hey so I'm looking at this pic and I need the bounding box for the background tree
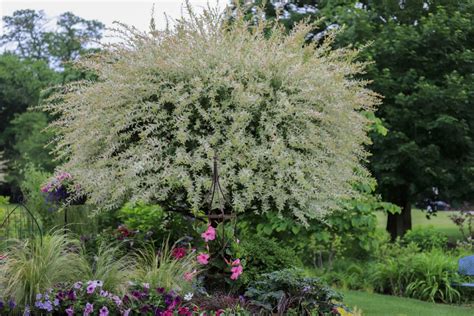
[0,9,49,60]
[241,0,474,238]
[43,7,378,222]
[0,10,104,197]
[45,12,104,66]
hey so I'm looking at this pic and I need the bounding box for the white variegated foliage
[43,7,379,223]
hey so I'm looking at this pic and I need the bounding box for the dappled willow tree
[43,5,379,223]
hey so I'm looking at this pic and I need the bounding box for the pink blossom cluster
[230,259,243,280]
[40,171,72,193]
[193,224,243,280]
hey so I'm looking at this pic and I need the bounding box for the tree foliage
[44,6,378,222]
[1,9,104,66]
[243,0,474,237]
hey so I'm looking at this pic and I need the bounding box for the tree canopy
[43,6,378,222]
[242,0,474,237]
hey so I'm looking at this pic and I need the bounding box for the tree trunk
[386,188,412,240]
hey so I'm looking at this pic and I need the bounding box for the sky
[0,0,224,42]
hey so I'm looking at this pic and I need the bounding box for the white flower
[184,293,194,301]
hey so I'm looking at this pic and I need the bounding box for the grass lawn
[376,208,463,241]
[341,290,474,316]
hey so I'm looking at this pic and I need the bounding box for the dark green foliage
[401,226,448,251]
[1,9,104,65]
[239,176,398,267]
[242,0,474,238]
[245,268,344,315]
[3,111,57,183]
[117,202,194,244]
[239,235,302,285]
[321,243,472,303]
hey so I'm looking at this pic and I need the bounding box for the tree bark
[386,188,412,240]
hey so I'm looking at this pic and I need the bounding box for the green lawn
[376,208,463,241]
[341,290,474,316]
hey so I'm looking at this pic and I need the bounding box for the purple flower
[131,290,142,300]
[9,299,16,309]
[84,302,93,315]
[140,305,151,313]
[40,300,53,312]
[156,287,165,294]
[0,300,4,309]
[56,291,65,300]
[100,290,109,297]
[73,282,83,289]
[65,306,74,316]
[36,294,42,300]
[24,305,30,316]
[67,290,77,301]
[65,307,74,316]
[99,306,109,316]
[123,309,131,316]
[164,294,173,306]
[112,295,122,307]
[86,284,96,294]
[53,298,59,306]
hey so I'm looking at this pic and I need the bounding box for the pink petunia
[231,259,241,266]
[201,225,216,242]
[197,253,210,265]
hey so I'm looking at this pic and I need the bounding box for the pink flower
[172,247,187,259]
[231,259,241,266]
[231,264,243,280]
[201,225,216,242]
[197,253,210,265]
[183,269,197,281]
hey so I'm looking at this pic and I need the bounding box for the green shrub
[20,164,52,227]
[117,202,192,243]
[239,235,302,285]
[401,226,448,251]
[245,268,346,315]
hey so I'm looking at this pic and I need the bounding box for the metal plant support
[205,154,236,247]
[0,202,43,245]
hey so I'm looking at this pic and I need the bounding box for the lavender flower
[99,306,109,316]
[86,284,96,294]
[83,302,93,316]
[65,307,74,316]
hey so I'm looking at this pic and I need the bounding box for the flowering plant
[192,222,245,285]
[40,171,83,206]
[32,280,122,315]
[28,281,233,315]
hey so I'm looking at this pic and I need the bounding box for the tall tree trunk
[386,188,412,240]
